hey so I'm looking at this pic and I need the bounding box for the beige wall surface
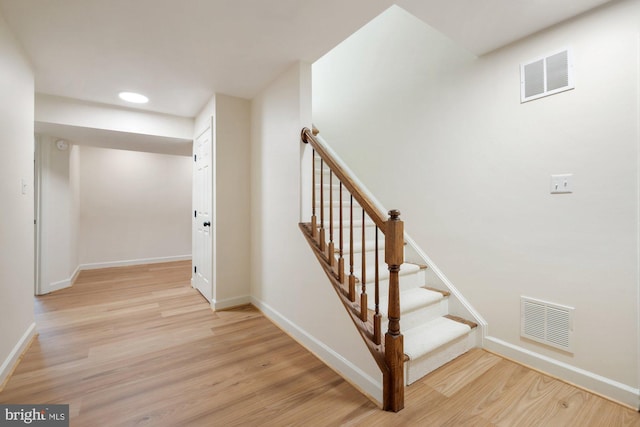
[37,136,80,293]
[250,62,384,402]
[215,94,251,304]
[78,146,192,266]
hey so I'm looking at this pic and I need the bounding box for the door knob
[203,221,211,227]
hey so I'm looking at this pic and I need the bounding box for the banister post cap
[388,210,401,219]
[300,128,310,144]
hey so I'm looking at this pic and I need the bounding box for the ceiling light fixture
[118,91,149,104]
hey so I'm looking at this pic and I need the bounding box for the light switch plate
[550,174,573,194]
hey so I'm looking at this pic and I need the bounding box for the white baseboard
[79,255,192,271]
[250,297,383,405]
[43,257,190,294]
[48,277,72,293]
[484,336,640,408]
[47,265,80,293]
[213,295,251,310]
[70,264,81,285]
[0,323,37,391]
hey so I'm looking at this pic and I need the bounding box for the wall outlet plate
[550,174,573,194]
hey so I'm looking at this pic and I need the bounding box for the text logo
[0,405,69,426]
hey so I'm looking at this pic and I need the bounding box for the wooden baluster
[383,209,404,412]
[318,159,326,251]
[348,195,356,302]
[327,170,335,267]
[360,209,367,322]
[373,227,381,345]
[338,182,345,284]
[311,149,318,240]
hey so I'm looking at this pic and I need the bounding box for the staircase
[299,127,478,412]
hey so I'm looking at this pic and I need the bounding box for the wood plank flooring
[1,261,638,426]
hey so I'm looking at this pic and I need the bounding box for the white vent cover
[521,48,574,102]
[521,296,574,352]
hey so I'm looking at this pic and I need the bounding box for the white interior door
[192,119,214,302]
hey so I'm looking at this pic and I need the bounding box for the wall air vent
[521,48,573,103]
[521,296,574,353]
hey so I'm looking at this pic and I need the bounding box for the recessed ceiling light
[118,91,149,104]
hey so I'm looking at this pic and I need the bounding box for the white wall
[313,2,640,405]
[70,142,80,272]
[78,146,192,267]
[36,94,193,140]
[194,96,215,139]
[35,94,193,156]
[36,135,80,293]
[215,94,251,306]
[0,11,35,387]
[250,62,383,402]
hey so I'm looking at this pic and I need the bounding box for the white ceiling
[0,0,612,119]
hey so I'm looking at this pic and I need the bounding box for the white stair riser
[314,218,381,242]
[334,244,407,259]
[326,219,375,228]
[316,206,364,217]
[315,197,360,206]
[404,330,476,385]
[381,299,448,332]
[316,228,377,244]
[316,212,364,223]
[315,191,353,202]
[318,224,376,238]
[337,242,386,254]
[355,269,426,296]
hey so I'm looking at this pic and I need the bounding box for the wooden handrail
[301,127,387,230]
[300,127,404,412]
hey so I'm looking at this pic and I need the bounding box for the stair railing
[299,127,404,412]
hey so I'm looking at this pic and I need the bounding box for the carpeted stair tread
[404,317,471,361]
[353,261,423,281]
[321,219,376,229]
[444,314,478,329]
[336,239,386,254]
[318,200,361,208]
[374,287,443,317]
[425,287,450,298]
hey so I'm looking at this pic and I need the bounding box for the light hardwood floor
[1,261,638,426]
